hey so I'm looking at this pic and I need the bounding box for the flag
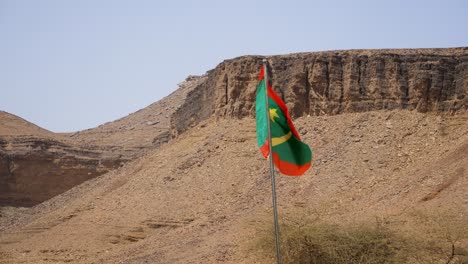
[255,65,312,176]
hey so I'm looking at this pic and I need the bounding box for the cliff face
[171,48,467,136]
[0,112,130,207]
[0,76,203,207]
[0,136,125,207]
[1,48,467,206]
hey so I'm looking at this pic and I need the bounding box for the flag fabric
[255,65,312,176]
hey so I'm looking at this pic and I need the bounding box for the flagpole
[263,58,282,264]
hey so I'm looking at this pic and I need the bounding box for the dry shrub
[253,207,468,264]
[257,220,405,264]
[405,207,468,264]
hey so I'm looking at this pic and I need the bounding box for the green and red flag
[255,65,312,176]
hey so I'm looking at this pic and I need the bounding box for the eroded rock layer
[171,48,467,136]
[0,136,126,206]
[1,48,467,206]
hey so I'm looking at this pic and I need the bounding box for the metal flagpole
[263,58,282,264]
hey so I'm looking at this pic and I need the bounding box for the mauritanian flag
[255,65,312,176]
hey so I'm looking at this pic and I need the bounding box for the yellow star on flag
[269,108,280,122]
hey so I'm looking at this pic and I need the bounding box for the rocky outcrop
[0,76,205,207]
[0,136,126,207]
[71,75,207,149]
[2,48,467,206]
[171,48,467,136]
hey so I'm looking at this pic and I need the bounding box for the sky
[0,0,467,132]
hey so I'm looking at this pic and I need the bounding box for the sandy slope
[0,110,467,263]
[62,75,206,150]
[0,111,54,138]
[0,77,208,207]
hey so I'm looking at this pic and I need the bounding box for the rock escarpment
[0,76,203,207]
[0,112,123,207]
[171,48,467,136]
[0,136,126,207]
[1,48,467,206]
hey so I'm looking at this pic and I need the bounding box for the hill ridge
[0,47,466,208]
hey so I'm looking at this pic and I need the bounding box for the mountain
[0,112,125,206]
[0,77,206,207]
[0,48,467,263]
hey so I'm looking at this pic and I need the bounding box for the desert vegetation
[254,207,468,264]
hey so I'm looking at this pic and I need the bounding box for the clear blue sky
[1,0,467,132]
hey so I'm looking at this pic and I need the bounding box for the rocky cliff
[0,112,128,206]
[171,48,467,136]
[0,75,203,207]
[1,48,467,206]
[0,136,126,207]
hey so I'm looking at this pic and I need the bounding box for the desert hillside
[0,110,467,263]
[0,77,205,206]
[63,75,207,150]
[1,48,466,207]
[0,111,54,137]
[0,113,126,207]
[0,48,467,263]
